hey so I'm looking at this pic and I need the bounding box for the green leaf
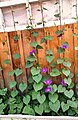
[58,47,65,54]
[31,32,38,37]
[9,81,17,89]
[30,41,38,47]
[46,49,53,55]
[49,100,60,113]
[28,76,33,83]
[34,104,43,115]
[3,59,10,64]
[58,85,66,93]
[0,88,7,95]
[43,7,48,10]
[75,46,78,50]
[57,58,64,64]
[37,22,42,25]
[54,13,60,18]
[50,62,57,67]
[32,91,38,100]
[63,61,71,68]
[15,68,23,77]
[50,68,61,77]
[69,72,74,78]
[62,68,70,76]
[13,36,19,41]
[51,84,57,94]
[55,30,63,35]
[23,105,35,115]
[13,54,20,59]
[31,67,40,76]
[8,70,15,76]
[40,38,46,44]
[37,93,46,104]
[19,83,27,92]
[23,95,30,105]
[32,74,42,83]
[72,33,78,38]
[61,102,69,112]
[67,100,77,108]
[36,45,43,49]
[33,82,43,92]
[11,90,18,97]
[0,99,2,104]
[49,93,58,103]
[64,78,72,86]
[27,55,37,62]
[46,55,54,63]
[0,67,2,72]
[44,35,52,40]
[25,61,33,68]
[64,90,74,98]
[67,82,74,89]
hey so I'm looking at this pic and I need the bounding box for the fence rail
[0,23,78,89]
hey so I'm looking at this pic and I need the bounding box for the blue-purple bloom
[61,44,68,49]
[45,86,52,93]
[41,68,48,73]
[61,80,67,86]
[45,79,52,85]
[29,50,36,55]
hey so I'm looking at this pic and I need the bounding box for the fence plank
[74,23,78,84]
[0,32,15,89]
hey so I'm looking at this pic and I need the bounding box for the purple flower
[41,68,48,73]
[61,80,67,86]
[45,86,52,93]
[61,44,68,49]
[29,50,36,55]
[45,79,52,85]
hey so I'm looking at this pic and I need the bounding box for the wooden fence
[0,23,78,89]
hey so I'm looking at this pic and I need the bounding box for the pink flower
[41,68,48,73]
[45,86,52,93]
[45,79,52,85]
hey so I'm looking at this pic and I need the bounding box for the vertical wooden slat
[0,32,15,89]
[74,23,78,84]
[17,31,28,84]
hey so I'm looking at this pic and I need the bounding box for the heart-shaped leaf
[15,68,23,77]
[49,100,60,113]
[49,93,58,103]
[62,68,70,76]
[44,35,52,40]
[30,41,38,47]
[33,82,43,92]
[64,78,72,86]
[37,93,46,104]
[3,59,10,64]
[64,90,74,98]
[51,84,57,94]
[23,95,30,105]
[32,91,39,100]
[27,55,37,62]
[11,90,18,97]
[13,36,19,41]
[0,88,7,95]
[13,53,20,59]
[46,50,53,55]
[8,70,15,76]
[31,67,40,76]
[63,61,71,68]
[31,32,38,37]
[50,68,61,77]
[58,47,65,54]
[58,85,66,93]
[19,83,27,92]
[22,105,35,115]
[34,104,43,115]
[57,58,64,64]
[61,102,69,112]
[32,74,42,83]
[9,81,17,89]
[36,45,43,49]
[46,55,54,63]
[67,100,77,108]
[25,61,33,68]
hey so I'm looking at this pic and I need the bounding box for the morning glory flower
[61,80,67,86]
[41,68,48,73]
[45,79,52,85]
[61,44,68,49]
[29,50,36,55]
[45,86,52,93]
